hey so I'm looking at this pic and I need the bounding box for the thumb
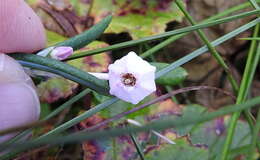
[0,0,46,53]
[0,54,40,143]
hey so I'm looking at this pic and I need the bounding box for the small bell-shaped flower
[108,52,156,104]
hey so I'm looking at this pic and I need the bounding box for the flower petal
[50,46,73,60]
[108,51,156,104]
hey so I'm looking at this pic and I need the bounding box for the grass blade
[56,15,112,50]
[66,9,260,60]
[2,96,260,153]
[10,54,109,95]
[221,31,260,160]
[156,18,260,78]
[175,0,239,92]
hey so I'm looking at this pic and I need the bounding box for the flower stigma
[121,73,136,87]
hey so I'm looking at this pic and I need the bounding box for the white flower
[108,52,156,104]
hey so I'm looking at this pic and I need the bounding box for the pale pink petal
[108,52,156,104]
[50,47,73,60]
[125,52,156,75]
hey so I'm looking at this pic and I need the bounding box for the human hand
[0,0,45,143]
[0,0,46,53]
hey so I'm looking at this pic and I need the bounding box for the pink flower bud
[50,46,73,60]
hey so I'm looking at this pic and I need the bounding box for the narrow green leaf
[240,37,260,40]
[155,18,260,78]
[3,96,260,152]
[56,15,112,50]
[152,62,188,86]
[130,134,145,160]
[10,53,109,95]
[221,23,260,160]
[66,9,260,60]
[175,0,239,92]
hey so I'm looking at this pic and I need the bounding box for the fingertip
[0,0,46,53]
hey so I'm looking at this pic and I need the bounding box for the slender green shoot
[220,24,260,160]
[2,96,260,152]
[66,9,260,60]
[130,134,145,160]
[247,108,260,159]
[175,0,239,92]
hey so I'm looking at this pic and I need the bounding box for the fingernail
[0,53,5,71]
[21,83,41,118]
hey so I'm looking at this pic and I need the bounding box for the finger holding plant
[0,0,156,146]
[0,0,45,143]
[1,0,259,159]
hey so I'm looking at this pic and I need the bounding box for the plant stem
[86,0,94,18]
[66,9,260,60]
[220,0,260,158]
[247,108,260,160]
[130,134,145,160]
[220,24,260,160]
[175,0,239,92]
[85,86,235,131]
[165,86,179,103]
[249,0,260,9]
[140,0,260,58]
[155,18,260,78]
[3,97,260,154]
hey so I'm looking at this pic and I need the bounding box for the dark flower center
[121,73,136,86]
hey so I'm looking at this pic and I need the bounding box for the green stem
[221,0,260,158]
[165,86,179,103]
[230,145,251,158]
[247,108,260,160]
[66,9,260,60]
[139,0,260,59]
[175,0,238,92]
[86,0,95,18]
[39,98,118,139]
[4,7,259,160]
[11,54,109,95]
[3,96,260,154]
[43,89,91,120]
[112,138,117,160]
[249,0,260,9]
[130,134,145,160]
[220,24,260,160]
[155,18,260,78]
[175,2,259,157]
[56,15,112,50]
